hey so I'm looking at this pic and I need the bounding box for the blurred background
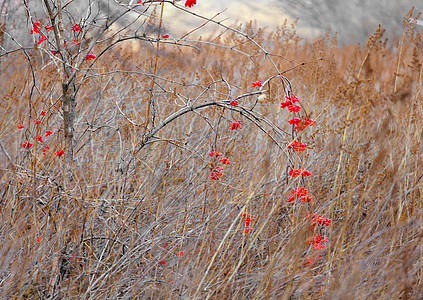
[165,0,423,44]
[1,0,422,46]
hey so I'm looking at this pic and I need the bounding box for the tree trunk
[62,80,76,159]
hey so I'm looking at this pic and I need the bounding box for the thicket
[0,1,422,299]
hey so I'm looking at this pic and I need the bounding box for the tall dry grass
[0,10,422,299]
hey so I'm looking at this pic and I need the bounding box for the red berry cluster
[287,140,307,151]
[209,151,231,180]
[85,54,96,61]
[42,146,50,155]
[30,22,48,44]
[22,142,33,149]
[303,235,328,265]
[185,0,196,8]
[56,149,65,157]
[288,117,315,131]
[240,212,255,234]
[18,111,62,157]
[281,95,301,112]
[70,24,81,31]
[307,235,328,251]
[251,80,262,87]
[286,187,312,203]
[282,94,330,267]
[30,20,97,63]
[159,243,198,284]
[229,120,241,130]
[308,213,331,228]
[289,168,311,177]
[303,253,322,266]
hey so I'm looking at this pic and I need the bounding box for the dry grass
[0,11,422,300]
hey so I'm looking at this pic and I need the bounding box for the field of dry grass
[0,4,422,299]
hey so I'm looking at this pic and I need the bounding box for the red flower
[220,158,230,165]
[37,35,47,44]
[34,119,41,124]
[185,0,196,8]
[230,100,238,106]
[22,142,33,149]
[230,120,241,130]
[56,149,65,157]
[36,135,44,143]
[46,130,53,136]
[161,34,169,39]
[45,24,53,31]
[51,50,59,55]
[41,111,46,116]
[137,0,142,3]
[158,260,166,265]
[252,80,262,87]
[36,236,42,242]
[71,24,81,31]
[17,124,24,129]
[85,54,96,61]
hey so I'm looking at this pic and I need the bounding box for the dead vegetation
[0,6,422,299]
